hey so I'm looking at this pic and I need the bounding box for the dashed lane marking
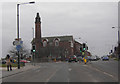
[45,68,59,83]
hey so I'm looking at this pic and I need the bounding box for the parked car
[95,56,99,60]
[20,60,28,63]
[69,55,78,62]
[87,56,92,61]
[102,56,109,61]
[91,56,97,61]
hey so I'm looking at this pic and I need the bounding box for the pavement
[0,63,39,79]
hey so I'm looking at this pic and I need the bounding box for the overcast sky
[0,0,119,58]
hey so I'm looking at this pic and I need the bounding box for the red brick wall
[59,41,74,58]
[35,22,42,58]
[74,42,81,56]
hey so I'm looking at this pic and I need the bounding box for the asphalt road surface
[2,59,118,82]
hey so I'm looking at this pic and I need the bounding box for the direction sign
[13,40,23,46]
[20,41,23,45]
[16,45,22,51]
[13,41,15,46]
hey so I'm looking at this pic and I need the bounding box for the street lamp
[17,1,35,69]
[112,26,120,59]
[112,26,120,45]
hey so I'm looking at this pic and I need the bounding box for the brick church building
[31,13,89,62]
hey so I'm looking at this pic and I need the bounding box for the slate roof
[42,35,73,42]
[31,35,73,44]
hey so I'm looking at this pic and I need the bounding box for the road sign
[13,40,23,46]
[16,45,22,51]
[20,41,23,45]
[13,41,15,46]
[13,40,18,46]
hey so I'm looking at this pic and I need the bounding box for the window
[55,40,59,46]
[54,38,60,46]
[71,41,73,47]
[43,39,47,47]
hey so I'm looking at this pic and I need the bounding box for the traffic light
[111,50,113,53]
[31,49,33,54]
[83,43,86,51]
[32,45,35,53]
[87,46,88,50]
[114,47,117,51]
[80,47,82,52]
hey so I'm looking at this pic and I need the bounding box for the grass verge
[0,63,24,67]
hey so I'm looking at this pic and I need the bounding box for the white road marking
[88,65,115,79]
[94,68,114,78]
[36,69,41,72]
[103,72,114,77]
[95,68,101,72]
[68,68,72,71]
[45,68,59,83]
[67,77,70,83]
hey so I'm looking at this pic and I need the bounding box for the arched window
[42,39,48,47]
[54,38,60,46]
[55,40,59,46]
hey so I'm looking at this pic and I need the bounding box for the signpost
[16,45,22,51]
[13,38,23,69]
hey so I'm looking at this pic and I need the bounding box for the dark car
[2,60,6,64]
[69,55,78,62]
[102,56,109,61]
[87,56,92,61]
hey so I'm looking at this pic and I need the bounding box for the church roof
[31,35,73,44]
[42,35,73,42]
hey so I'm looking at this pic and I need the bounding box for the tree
[8,44,30,60]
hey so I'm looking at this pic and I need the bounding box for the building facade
[32,13,89,62]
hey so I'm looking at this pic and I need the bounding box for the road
[2,59,118,83]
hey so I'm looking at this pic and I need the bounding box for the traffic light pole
[33,52,35,66]
[32,45,36,65]
[17,4,20,69]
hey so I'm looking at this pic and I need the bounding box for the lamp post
[17,1,35,69]
[112,26,120,59]
[112,27,120,45]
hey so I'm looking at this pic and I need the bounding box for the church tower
[35,13,41,59]
[35,13,41,41]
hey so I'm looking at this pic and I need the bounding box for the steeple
[35,12,41,40]
[35,13,41,23]
[35,12,42,59]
